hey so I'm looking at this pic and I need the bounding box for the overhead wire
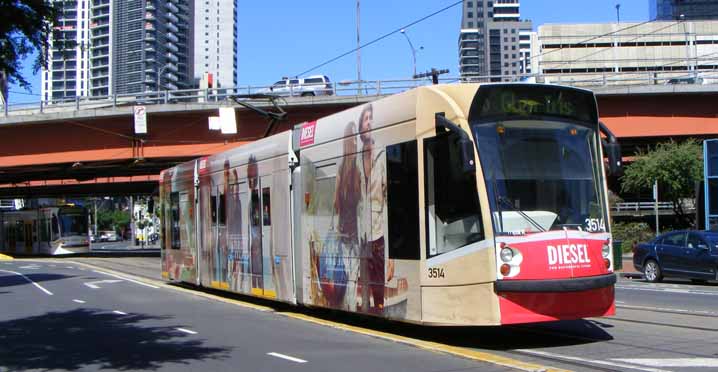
[294,0,463,77]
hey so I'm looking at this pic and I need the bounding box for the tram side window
[218,192,226,226]
[262,188,271,226]
[16,221,24,242]
[51,215,59,239]
[387,140,420,260]
[210,193,218,226]
[424,133,483,257]
[170,192,180,249]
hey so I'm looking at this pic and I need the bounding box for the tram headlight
[500,247,514,262]
[602,243,611,258]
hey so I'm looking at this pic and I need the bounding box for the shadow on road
[0,309,230,371]
[0,273,75,289]
[179,283,613,352]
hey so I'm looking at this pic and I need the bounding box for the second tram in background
[0,205,90,255]
[160,83,621,325]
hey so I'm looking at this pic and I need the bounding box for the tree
[621,139,703,227]
[0,0,57,90]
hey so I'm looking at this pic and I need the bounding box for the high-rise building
[459,0,532,80]
[651,0,718,21]
[193,0,238,89]
[42,0,194,102]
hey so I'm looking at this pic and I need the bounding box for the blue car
[633,230,718,283]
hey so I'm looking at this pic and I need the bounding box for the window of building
[504,37,508,42]
[467,1,472,7]
[387,140,420,260]
[504,54,508,59]
[468,21,473,28]
[512,45,516,50]
[503,29,507,34]
[503,45,508,50]
[511,37,516,42]
[468,12,473,18]
[511,29,516,34]
[512,54,516,58]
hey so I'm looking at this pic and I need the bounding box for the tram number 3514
[428,267,445,278]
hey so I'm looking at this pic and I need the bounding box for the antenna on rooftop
[615,3,621,23]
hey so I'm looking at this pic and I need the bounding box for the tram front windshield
[470,85,608,235]
[59,213,88,237]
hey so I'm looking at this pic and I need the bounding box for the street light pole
[356,0,362,95]
[156,63,171,101]
[400,29,418,79]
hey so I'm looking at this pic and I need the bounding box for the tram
[160,83,620,325]
[0,206,90,255]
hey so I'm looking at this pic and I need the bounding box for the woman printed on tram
[333,121,361,310]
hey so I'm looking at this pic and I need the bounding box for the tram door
[260,175,275,298]
[24,221,33,254]
[198,182,212,286]
[249,176,263,295]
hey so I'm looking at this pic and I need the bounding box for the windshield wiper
[497,196,547,232]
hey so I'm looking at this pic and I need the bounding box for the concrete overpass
[1,83,717,198]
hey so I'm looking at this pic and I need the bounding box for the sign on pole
[208,116,220,130]
[134,106,147,134]
[219,107,237,134]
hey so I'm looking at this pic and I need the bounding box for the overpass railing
[3,69,718,117]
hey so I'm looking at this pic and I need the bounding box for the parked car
[633,230,718,283]
[259,75,333,97]
[99,230,120,242]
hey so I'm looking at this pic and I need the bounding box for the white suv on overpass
[261,75,334,97]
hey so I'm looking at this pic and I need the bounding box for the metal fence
[3,69,718,117]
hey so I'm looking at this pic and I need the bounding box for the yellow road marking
[0,253,13,260]
[280,313,570,372]
[59,259,566,372]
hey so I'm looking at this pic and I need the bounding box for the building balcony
[166,22,179,33]
[165,12,179,23]
[165,43,178,52]
[165,32,178,43]
[165,52,178,62]
[165,2,179,13]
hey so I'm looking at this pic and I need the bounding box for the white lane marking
[18,265,41,269]
[73,299,86,304]
[616,300,625,304]
[113,310,128,315]
[614,358,718,368]
[83,279,123,289]
[267,352,307,363]
[517,350,673,372]
[617,303,718,316]
[92,270,159,289]
[176,328,198,335]
[616,285,718,297]
[0,269,53,295]
[65,266,74,269]
[49,264,57,267]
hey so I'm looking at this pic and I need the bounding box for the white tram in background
[0,206,90,255]
[161,83,620,325]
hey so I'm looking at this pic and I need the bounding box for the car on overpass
[260,75,334,97]
[633,230,718,283]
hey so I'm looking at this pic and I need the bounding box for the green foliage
[612,222,655,253]
[96,209,130,231]
[0,0,59,90]
[620,139,702,225]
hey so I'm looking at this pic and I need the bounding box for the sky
[7,0,650,104]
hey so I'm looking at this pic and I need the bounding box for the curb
[61,259,568,372]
